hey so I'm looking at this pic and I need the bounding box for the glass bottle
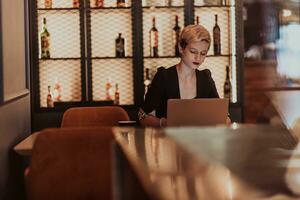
[115,33,125,58]
[73,0,80,8]
[105,78,112,100]
[47,85,54,108]
[223,66,231,100]
[172,15,181,57]
[195,16,200,24]
[40,18,50,59]
[144,68,151,94]
[95,0,104,7]
[221,0,227,6]
[213,14,221,55]
[149,17,159,57]
[165,0,171,6]
[114,83,120,105]
[44,0,52,8]
[53,80,62,102]
[117,0,125,7]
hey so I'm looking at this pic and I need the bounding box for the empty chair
[26,127,114,200]
[61,106,129,127]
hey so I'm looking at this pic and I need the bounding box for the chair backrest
[26,127,114,200]
[61,106,129,127]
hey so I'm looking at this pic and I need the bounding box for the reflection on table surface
[266,91,300,133]
[114,124,300,200]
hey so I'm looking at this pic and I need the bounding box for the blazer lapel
[196,70,204,98]
[168,66,180,99]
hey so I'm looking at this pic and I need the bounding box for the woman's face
[179,40,209,69]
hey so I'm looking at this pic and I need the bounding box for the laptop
[167,98,229,127]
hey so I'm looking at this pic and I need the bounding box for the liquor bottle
[45,0,52,8]
[115,33,125,58]
[95,0,104,7]
[105,78,112,100]
[53,80,62,102]
[73,0,80,8]
[164,0,171,6]
[144,68,151,94]
[149,17,159,57]
[221,0,227,6]
[172,15,181,57]
[213,14,221,55]
[114,83,120,105]
[117,0,125,7]
[223,66,231,100]
[40,18,51,59]
[46,85,54,108]
[195,16,200,24]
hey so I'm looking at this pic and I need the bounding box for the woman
[139,24,222,127]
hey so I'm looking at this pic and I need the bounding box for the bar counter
[113,125,300,200]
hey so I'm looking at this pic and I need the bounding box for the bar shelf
[39,100,114,111]
[142,6,184,9]
[31,0,242,115]
[92,56,133,59]
[194,5,232,8]
[89,6,131,10]
[39,57,81,61]
[38,8,80,11]
[143,54,232,59]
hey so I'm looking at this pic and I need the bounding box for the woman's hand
[226,117,231,125]
[160,117,167,127]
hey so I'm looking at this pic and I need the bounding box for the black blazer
[141,65,219,118]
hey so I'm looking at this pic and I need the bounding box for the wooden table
[14,132,40,156]
[113,125,300,200]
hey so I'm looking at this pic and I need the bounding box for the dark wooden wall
[244,1,280,51]
[244,60,281,123]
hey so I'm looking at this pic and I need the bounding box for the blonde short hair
[179,24,211,50]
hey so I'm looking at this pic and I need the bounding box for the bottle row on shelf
[46,78,121,108]
[197,0,229,6]
[145,0,232,7]
[45,63,231,108]
[41,0,230,9]
[149,14,221,57]
[43,0,127,9]
[105,79,120,105]
[46,81,62,107]
[142,0,182,7]
[40,17,126,59]
[40,14,223,59]
[143,0,230,7]
[44,0,80,8]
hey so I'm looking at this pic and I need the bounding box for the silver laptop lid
[167,98,229,127]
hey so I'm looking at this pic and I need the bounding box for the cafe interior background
[1,0,300,199]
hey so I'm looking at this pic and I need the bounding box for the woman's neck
[177,62,195,79]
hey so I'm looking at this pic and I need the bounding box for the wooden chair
[61,106,129,127]
[25,127,114,200]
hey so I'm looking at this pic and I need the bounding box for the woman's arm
[140,115,167,127]
[139,67,167,127]
[139,109,167,127]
